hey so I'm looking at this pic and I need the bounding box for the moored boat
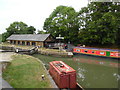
[49,61,83,90]
[73,47,120,58]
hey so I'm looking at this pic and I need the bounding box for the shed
[7,34,55,47]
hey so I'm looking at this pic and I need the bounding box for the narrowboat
[49,61,83,90]
[73,47,120,58]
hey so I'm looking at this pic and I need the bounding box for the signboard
[100,52,104,55]
[56,34,64,39]
[56,37,64,39]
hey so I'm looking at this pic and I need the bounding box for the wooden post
[30,41,32,46]
[16,41,18,45]
[41,42,44,47]
[25,41,27,45]
[20,41,22,45]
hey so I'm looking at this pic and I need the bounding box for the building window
[76,49,80,52]
[32,42,36,46]
[18,41,20,45]
[14,41,16,44]
[27,41,30,45]
[10,40,12,44]
[22,41,25,45]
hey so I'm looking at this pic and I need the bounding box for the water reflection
[73,57,119,68]
[78,68,86,81]
[113,73,120,81]
[73,55,119,88]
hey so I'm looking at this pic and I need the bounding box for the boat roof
[50,61,76,74]
[74,47,120,52]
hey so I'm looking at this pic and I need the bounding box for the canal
[32,54,119,88]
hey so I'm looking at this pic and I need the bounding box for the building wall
[45,35,55,42]
[9,40,44,47]
[36,41,44,47]
[8,35,55,47]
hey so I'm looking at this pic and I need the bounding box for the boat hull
[73,47,120,59]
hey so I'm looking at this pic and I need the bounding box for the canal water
[32,54,119,88]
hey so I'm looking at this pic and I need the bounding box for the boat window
[100,52,104,55]
[84,50,87,52]
[77,49,80,51]
[92,51,94,53]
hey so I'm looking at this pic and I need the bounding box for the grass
[3,54,52,88]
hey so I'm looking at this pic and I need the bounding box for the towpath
[0,52,15,89]
[0,51,58,89]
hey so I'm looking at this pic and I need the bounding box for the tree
[26,26,36,34]
[2,32,11,42]
[2,21,36,42]
[38,30,46,34]
[43,5,79,44]
[78,2,120,47]
[6,21,36,34]
[6,21,28,34]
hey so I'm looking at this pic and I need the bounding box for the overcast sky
[0,0,89,34]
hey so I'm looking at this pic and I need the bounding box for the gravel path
[0,52,15,89]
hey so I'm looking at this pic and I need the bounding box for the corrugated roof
[7,34,50,41]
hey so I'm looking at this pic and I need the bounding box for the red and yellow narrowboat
[73,47,120,58]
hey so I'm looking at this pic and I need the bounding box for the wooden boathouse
[7,34,55,47]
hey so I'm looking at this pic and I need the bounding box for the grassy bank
[3,54,52,88]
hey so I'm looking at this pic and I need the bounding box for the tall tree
[43,5,79,44]
[2,21,36,42]
[2,32,10,42]
[38,30,46,34]
[6,21,28,34]
[78,2,120,47]
[26,26,36,34]
[6,21,36,34]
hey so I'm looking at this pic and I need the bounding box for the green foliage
[6,21,28,34]
[43,3,119,47]
[43,5,79,44]
[38,30,46,34]
[2,32,11,42]
[2,21,36,42]
[6,21,36,34]
[78,2,120,47]
[26,26,36,34]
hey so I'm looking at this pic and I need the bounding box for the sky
[0,0,89,34]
